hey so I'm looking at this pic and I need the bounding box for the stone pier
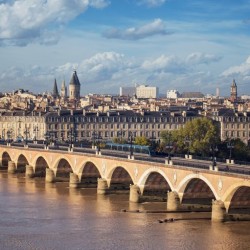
[129,185,141,203]
[69,173,79,188]
[211,200,226,222]
[45,168,55,183]
[8,161,16,174]
[167,191,181,211]
[25,165,34,178]
[97,178,108,195]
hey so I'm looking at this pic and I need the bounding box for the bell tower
[69,70,81,101]
[230,79,237,102]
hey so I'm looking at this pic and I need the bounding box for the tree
[229,139,250,161]
[134,136,150,146]
[161,118,220,156]
[113,137,127,144]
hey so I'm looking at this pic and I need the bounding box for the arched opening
[110,167,133,191]
[56,159,73,182]
[35,157,49,177]
[17,154,29,173]
[2,152,11,169]
[182,178,215,209]
[142,172,171,201]
[228,186,250,214]
[80,162,101,187]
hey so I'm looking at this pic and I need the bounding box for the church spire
[52,78,59,99]
[61,79,67,99]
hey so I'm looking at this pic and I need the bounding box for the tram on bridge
[105,142,155,156]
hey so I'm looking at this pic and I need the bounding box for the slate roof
[69,71,81,86]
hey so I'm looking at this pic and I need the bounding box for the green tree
[113,137,127,144]
[160,130,175,154]
[161,118,220,156]
[229,139,250,161]
[134,136,150,146]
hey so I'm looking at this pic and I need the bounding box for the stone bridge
[0,145,250,222]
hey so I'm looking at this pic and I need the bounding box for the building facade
[44,110,198,142]
[119,87,136,96]
[136,85,159,99]
[167,90,180,99]
[211,109,250,144]
[0,111,45,141]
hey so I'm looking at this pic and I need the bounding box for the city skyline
[1,0,250,96]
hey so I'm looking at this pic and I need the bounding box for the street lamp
[49,131,56,145]
[6,129,12,143]
[96,134,102,154]
[60,132,65,143]
[128,131,134,158]
[92,131,97,149]
[92,131,102,153]
[184,136,191,158]
[165,131,172,163]
[44,132,50,147]
[227,140,234,163]
[2,128,5,141]
[23,125,30,145]
[68,126,75,150]
[33,125,39,143]
[117,129,125,143]
[210,144,218,170]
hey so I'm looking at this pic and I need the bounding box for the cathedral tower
[69,70,81,101]
[230,79,237,102]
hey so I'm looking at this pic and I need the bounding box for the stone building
[0,111,45,141]
[211,109,250,145]
[44,109,199,143]
[136,85,159,99]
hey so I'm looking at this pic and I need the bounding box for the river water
[0,172,249,250]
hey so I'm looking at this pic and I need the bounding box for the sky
[0,0,250,97]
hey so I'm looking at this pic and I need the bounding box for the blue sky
[0,0,250,96]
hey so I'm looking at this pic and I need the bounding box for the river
[0,172,249,250]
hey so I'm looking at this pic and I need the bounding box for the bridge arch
[1,151,12,168]
[222,182,250,213]
[142,171,172,200]
[108,166,134,190]
[177,174,219,201]
[34,156,49,177]
[54,158,73,181]
[137,168,174,191]
[78,161,101,187]
[16,154,29,173]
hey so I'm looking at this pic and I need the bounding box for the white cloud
[221,56,250,77]
[186,52,222,65]
[103,19,173,40]
[0,51,232,95]
[141,52,221,73]
[90,0,110,8]
[0,0,109,46]
[139,0,167,7]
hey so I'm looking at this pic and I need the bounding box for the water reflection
[0,173,249,250]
